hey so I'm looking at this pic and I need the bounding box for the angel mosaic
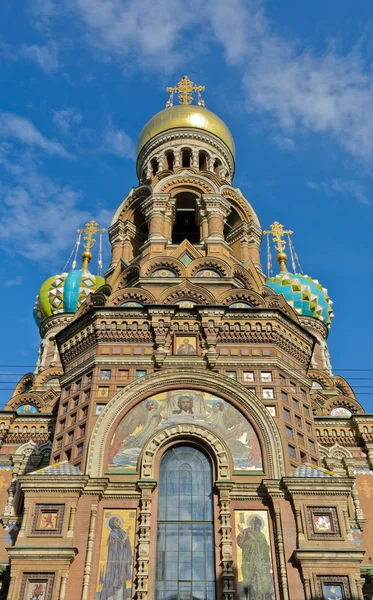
[108,390,263,472]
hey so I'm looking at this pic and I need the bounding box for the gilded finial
[263,221,293,272]
[166,75,205,108]
[77,220,106,271]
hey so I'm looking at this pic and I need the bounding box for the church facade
[0,76,373,600]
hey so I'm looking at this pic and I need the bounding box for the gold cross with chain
[77,220,106,270]
[166,75,205,107]
[263,221,293,253]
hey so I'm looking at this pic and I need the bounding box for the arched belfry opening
[181,148,192,168]
[172,192,200,244]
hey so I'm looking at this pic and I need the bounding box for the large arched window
[156,446,215,600]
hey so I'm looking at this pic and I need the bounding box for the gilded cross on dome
[263,221,293,253]
[166,75,205,108]
[77,220,106,271]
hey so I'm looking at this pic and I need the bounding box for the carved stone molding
[140,424,232,481]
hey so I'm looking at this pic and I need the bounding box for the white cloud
[28,0,373,167]
[21,41,60,74]
[53,108,82,135]
[4,276,23,287]
[0,147,111,263]
[271,135,295,151]
[0,113,73,159]
[102,125,135,159]
[306,178,370,206]
[0,40,60,74]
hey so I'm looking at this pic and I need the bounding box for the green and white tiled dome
[266,271,334,327]
[33,269,105,327]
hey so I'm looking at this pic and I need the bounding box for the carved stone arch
[264,290,300,324]
[141,256,186,278]
[111,186,152,225]
[218,289,265,308]
[5,393,45,413]
[311,394,327,415]
[334,376,356,399]
[221,185,260,227]
[86,369,286,479]
[325,395,364,415]
[140,424,232,481]
[34,367,63,387]
[158,281,216,305]
[187,257,232,278]
[110,265,141,294]
[155,173,218,196]
[38,440,53,456]
[326,442,352,460]
[11,373,34,398]
[108,288,156,307]
[15,440,39,457]
[308,369,334,389]
[232,265,256,290]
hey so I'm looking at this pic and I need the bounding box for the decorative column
[294,503,305,541]
[59,573,69,600]
[67,502,77,538]
[17,500,29,539]
[81,503,98,600]
[215,481,234,600]
[136,481,156,600]
[273,505,290,600]
[108,220,139,266]
[141,194,172,243]
[199,207,209,243]
[202,195,231,241]
[7,573,15,600]
[303,575,312,600]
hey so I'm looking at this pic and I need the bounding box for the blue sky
[1,0,373,409]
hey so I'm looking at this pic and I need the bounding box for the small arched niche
[172,192,200,244]
[199,151,209,171]
[181,148,192,168]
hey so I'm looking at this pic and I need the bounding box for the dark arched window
[156,446,215,600]
[172,193,200,244]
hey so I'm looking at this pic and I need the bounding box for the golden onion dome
[136,105,235,158]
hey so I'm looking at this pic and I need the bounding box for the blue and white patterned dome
[266,271,334,327]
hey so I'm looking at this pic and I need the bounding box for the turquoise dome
[33,269,105,327]
[266,271,334,327]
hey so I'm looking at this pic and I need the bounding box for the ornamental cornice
[19,474,89,493]
[293,549,365,564]
[7,546,78,562]
[283,476,354,496]
[40,314,73,339]
[298,316,329,340]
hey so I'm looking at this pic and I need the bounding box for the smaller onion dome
[33,220,106,327]
[266,271,334,326]
[264,222,334,327]
[33,269,105,327]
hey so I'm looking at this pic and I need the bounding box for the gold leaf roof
[136,105,235,158]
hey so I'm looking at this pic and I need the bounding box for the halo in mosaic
[266,271,334,326]
[33,270,105,327]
